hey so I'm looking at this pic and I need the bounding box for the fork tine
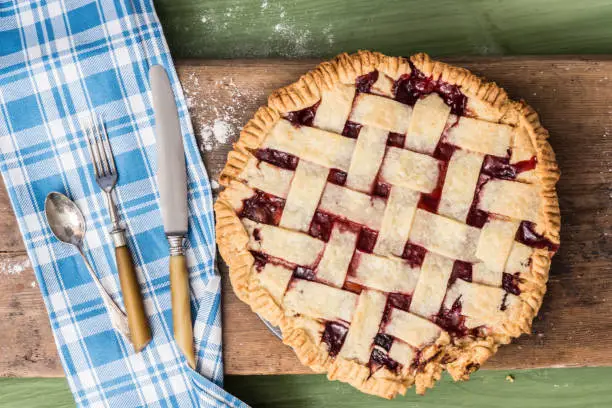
[92,115,110,177]
[89,116,103,177]
[84,118,102,178]
[97,115,116,175]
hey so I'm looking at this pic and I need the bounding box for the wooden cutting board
[1,57,611,377]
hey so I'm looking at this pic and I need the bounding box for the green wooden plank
[225,369,612,407]
[3,368,612,407]
[154,0,612,59]
[0,378,74,408]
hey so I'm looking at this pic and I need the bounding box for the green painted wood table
[3,0,612,406]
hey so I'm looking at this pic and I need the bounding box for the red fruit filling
[372,181,391,198]
[251,251,268,271]
[516,221,559,252]
[394,65,467,116]
[387,132,406,148]
[418,143,456,213]
[435,299,469,338]
[374,333,394,351]
[401,243,427,268]
[513,156,538,173]
[239,190,285,225]
[356,71,379,94]
[321,321,349,357]
[327,169,348,186]
[293,266,317,281]
[255,148,299,170]
[357,228,379,253]
[342,280,364,295]
[387,293,412,312]
[502,272,521,295]
[465,172,491,228]
[369,348,399,372]
[308,211,335,241]
[308,212,379,253]
[285,102,320,127]
[341,121,362,138]
[449,261,473,285]
[482,154,537,180]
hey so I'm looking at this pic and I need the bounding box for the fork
[84,115,151,352]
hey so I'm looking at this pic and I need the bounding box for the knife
[150,65,196,369]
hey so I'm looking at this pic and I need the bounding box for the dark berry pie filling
[374,333,394,351]
[401,243,427,268]
[327,169,348,186]
[387,293,412,313]
[394,65,467,116]
[341,121,362,139]
[386,132,406,148]
[434,299,469,338]
[308,211,380,253]
[355,71,379,94]
[322,321,349,357]
[255,148,299,170]
[502,272,521,296]
[293,266,317,281]
[418,158,449,213]
[357,228,379,254]
[308,211,335,241]
[239,190,285,225]
[449,261,473,285]
[284,101,320,127]
[465,172,493,229]
[369,348,399,372]
[372,181,391,198]
[516,221,559,252]
[482,155,537,180]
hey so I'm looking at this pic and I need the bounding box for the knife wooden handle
[116,245,151,352]
[170,254,196,368]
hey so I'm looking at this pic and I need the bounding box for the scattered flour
[200,119,233,151]
[183,73,250,156]
[0,258,31,275]
[195,2,334,58]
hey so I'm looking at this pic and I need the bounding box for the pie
[214,51,560,398]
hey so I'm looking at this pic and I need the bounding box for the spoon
[45,192,130,339]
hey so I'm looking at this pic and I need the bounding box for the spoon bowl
[45,192,87,247]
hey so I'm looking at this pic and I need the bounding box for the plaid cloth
[0,1,248,407]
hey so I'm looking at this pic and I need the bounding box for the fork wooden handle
[116,245,152,352]
[170,254,196,368]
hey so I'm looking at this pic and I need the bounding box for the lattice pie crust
[214,52,560,398]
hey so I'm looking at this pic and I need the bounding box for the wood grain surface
[1,57,611,377]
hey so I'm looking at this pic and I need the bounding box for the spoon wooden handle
[116,245,151,352]
[170,254,196,368]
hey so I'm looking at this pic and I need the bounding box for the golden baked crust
[214,51,560,398]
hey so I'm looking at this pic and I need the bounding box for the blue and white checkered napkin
[0,1,248,407]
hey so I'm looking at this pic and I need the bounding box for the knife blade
[150,65,196,369]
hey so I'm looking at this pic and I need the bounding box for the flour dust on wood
[183,74,248,154]
[191,0,335,58]
[0,258,31,275]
